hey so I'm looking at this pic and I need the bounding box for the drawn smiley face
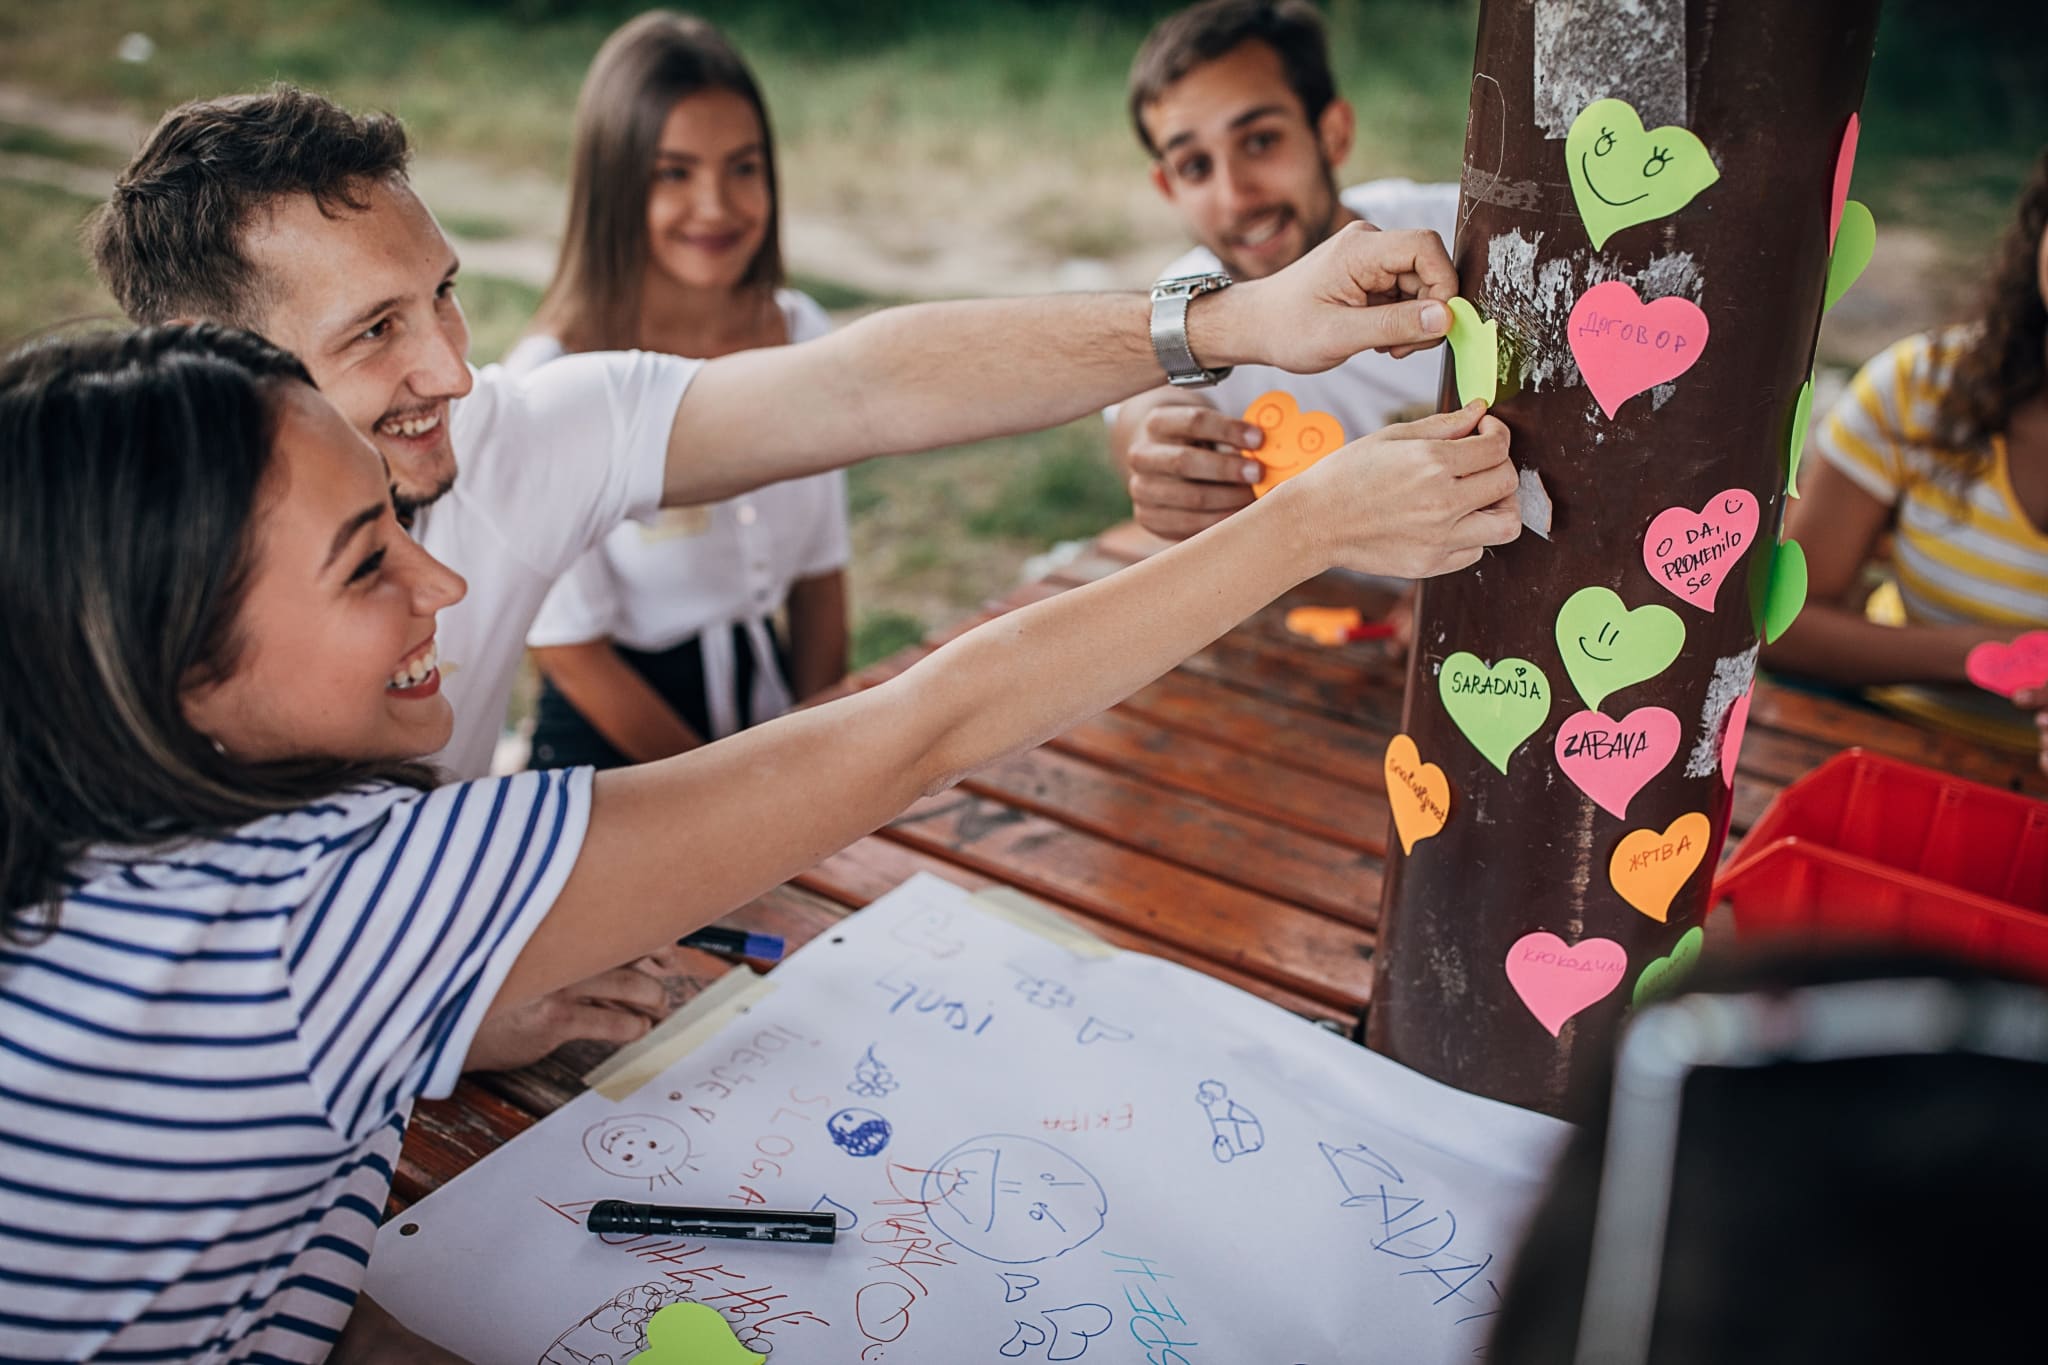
[922,1133,1107,1265]
[1554,586,1685,713]
[582,1114,695,1188]
[1564,98,1720,250]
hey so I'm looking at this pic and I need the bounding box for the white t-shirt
[417,352,700,778]
[511,291,849,741]
[1124,178,1460,439]
[0,769,592,1361]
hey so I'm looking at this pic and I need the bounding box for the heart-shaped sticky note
[1642,489,1758,612]
[1609,811,1711,922]
[1785,378,1814,497]
[1506,932,1628,1036]
[1286,605,1363,646]
[1439,653,1552,774]
[1762,539,1809,644]
[1830,114,1860,247]
[1966,631,2048,698]
[1245,390,1345,498]
[1445,297,1499,407]
[1556,586,1685,711]
[1384,733,1451,854]
[1632,925,1705,1007]
[1567,281,1709,419]
[1719,685,1752,787]
[1555,706,1681,819]
[1823,201,1875,312]
[1565,98,1720,250]
[632,1303,765,1365]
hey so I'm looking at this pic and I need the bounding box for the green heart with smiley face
[1566,98,1720,250]
[1555,586,1686,712]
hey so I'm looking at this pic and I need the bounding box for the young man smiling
[1114,0,1461,540]
[89,84,1502,1068]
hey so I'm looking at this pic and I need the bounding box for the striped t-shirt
[1816,329,2048,751]
[0,768,592,1362]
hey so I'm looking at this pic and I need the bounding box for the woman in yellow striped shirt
[1768,148,2048,774]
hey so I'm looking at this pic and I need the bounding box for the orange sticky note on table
[1608,812,1710,923]
[1244,391,1344,497]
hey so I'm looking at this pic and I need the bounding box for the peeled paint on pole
[1366,0,1884,1115]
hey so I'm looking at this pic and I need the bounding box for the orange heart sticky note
[1384,733,1451,855]
[1608,812,1710,922]
[1244,390,1345,497]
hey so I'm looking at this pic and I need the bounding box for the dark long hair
[532,11,785,354]
[0,324,434,938]
[1934,145,2048,474]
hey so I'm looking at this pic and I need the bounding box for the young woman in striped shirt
[1768,147,2048,771]
[0,324,1517,1360]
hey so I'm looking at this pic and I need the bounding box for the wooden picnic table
[391,521,2047,1209]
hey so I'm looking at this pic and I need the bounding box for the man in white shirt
[1114,0,1461,539]
[88,85,1483,1068]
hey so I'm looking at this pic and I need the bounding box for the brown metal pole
[1367,0,1883,1114]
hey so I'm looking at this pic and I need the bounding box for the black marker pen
[585,1199,836,1244]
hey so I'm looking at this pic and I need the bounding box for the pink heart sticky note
[1642,489,1759,612]
[1719,686,1753,788]
[1831,114,1860,247]
[1568,281,1710,419]
[1966,632,2048,699]
[1555,706,1681,819]
[1506,932,1627,1036]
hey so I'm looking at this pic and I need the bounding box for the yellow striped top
[1816,329,2048,753]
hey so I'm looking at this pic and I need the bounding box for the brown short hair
[87,84,411,327]
[1128,0,1339,158]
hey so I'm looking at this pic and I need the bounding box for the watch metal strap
[1149,274,1233,387]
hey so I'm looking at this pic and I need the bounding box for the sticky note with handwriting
[1568,281,1708,419]
[1642,489,1757,612]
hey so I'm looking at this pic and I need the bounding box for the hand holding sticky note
[1444,297,1498,407]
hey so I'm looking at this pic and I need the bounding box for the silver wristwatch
[1149,271,1234,387]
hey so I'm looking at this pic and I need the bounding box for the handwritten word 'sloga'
[1966,632,2048,699]
[1245,390,1345,498]
[1384,733,1451,854]
[1608,812,1711,922]
[1556,586,1685,712]
[1555,706,1681,820]
[1506,933,1627,1036]
[1439,653,1552,774]
[1445,297,1500,407]
[1565,98,1720,250]
[1567,281,1708,419]
[1642,490,1757,612]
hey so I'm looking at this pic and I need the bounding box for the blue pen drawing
[812,1194,859,1231]
[876,966,995,1036]
[580,1115,696,1189]
[1007,964,1075,1010]
[1074,1017,1132,1046]
[999,1272,1040,1304]
[847,1043,900,1100]
[997,1304,1115,1361]
[537,1281,686,1364]
[923,1133,1108,1265]
[1320,1139,1504,1330]
[889,905,967,959]
[1194,1080,1265,1163]
[827,1107,893,1158]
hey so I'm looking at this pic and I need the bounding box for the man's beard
[391,473,456,529]
[1218,166,1345,281]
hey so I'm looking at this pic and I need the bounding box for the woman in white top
[510,11,848,768]
[0,320,1514,1358]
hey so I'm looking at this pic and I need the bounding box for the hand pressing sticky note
[1439,652,1552,774]
[1244,390,1345,498]
[1555,586,1685,712]
[1609,812,1711,922]
[1785,378,1814,497]
[1966,631,2048,698]
[1565,98,1720,250]
[1642,489,1758,613]
[631,1303,764,1365]
[1444,297,1498,407]
[1555,706,1681,820]
[1762,539,1809,644]
[1567,281,1708,419]
[1633,925,1706,1007]
[1507,932,1627,1037]
[1384,733,1451,854]
[1824,201,1875,312]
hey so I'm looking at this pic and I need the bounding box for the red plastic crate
[1715,749,2048,979]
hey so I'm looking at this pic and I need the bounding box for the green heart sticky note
[631,1303,764,1365]
[1566,98,1720,250]
[1439,652,1552,774]
[1823,200,1875,311]
[1445,297,1498,406]
[1786,377,1814,497]
[1555,586,1685,712]
[1632,924,1705,1006]
[1763,538,1808,644]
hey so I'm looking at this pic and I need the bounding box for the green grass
[0,120,129,169]
[455,272,542,366]
[968,424,1132,544]
[851,609,928,670]
[0,178,114,347]
[437,210,520,242]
